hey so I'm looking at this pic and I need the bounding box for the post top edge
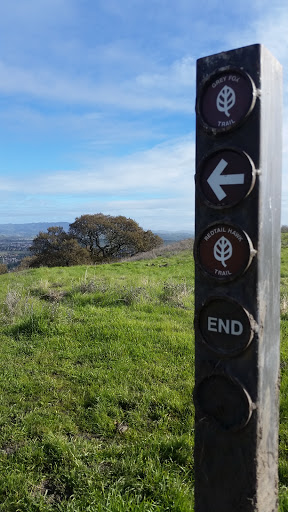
[196,44,276,64]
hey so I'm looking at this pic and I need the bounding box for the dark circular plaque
[195,374,253,431]
[198,148,256,208]
[197,68,256,133]
[196,223,255,281]
[198,297,254,356]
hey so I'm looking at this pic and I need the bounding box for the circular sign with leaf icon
[197,68,256,133]
[195,222,255,281]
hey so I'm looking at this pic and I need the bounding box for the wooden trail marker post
[194,44,282,511]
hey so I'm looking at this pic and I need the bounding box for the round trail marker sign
[197,69,256,133]
[198,148,256,207]
[198,297,254,356]
[195,374,253,431]
[196,223,255,281]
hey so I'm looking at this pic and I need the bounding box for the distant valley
[0,223,194,270]
[0,222,71,238]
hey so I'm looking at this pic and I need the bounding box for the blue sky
[0,0,287,231]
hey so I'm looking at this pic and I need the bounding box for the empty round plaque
[195,374,253,431]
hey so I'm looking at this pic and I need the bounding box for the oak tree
[69,214,162,262]
[29,226,90,267]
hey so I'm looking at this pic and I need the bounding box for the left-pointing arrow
[207,158,245,201]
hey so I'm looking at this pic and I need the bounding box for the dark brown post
[194,44,282,511]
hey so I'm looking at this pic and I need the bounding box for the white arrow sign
[207,158,245,201]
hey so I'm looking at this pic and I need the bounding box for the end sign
[194,44,282,512]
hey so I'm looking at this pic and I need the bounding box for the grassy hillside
[0,243,287,511]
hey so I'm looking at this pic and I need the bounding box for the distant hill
[0,223,194,244]
[156,231,194,245]
[0,222,70,238]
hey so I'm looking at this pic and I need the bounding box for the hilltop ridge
[0,223,193,244]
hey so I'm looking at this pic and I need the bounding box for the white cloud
[0,135,195,229]
[136,56,195,90]
[0,0,287,230]
[0,194,195,231]
[0,0,73,24]
[0,106,167,148]
[0,134,194,195]
[0,55,195,113]
[37,136,194,195]
[1,135,194,196]
[79,197,195,231]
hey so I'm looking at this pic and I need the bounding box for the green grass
[0,252,195,511]
[0,245,287,510]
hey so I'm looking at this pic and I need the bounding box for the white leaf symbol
[213,236,232,267]
[216,86,236,117]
